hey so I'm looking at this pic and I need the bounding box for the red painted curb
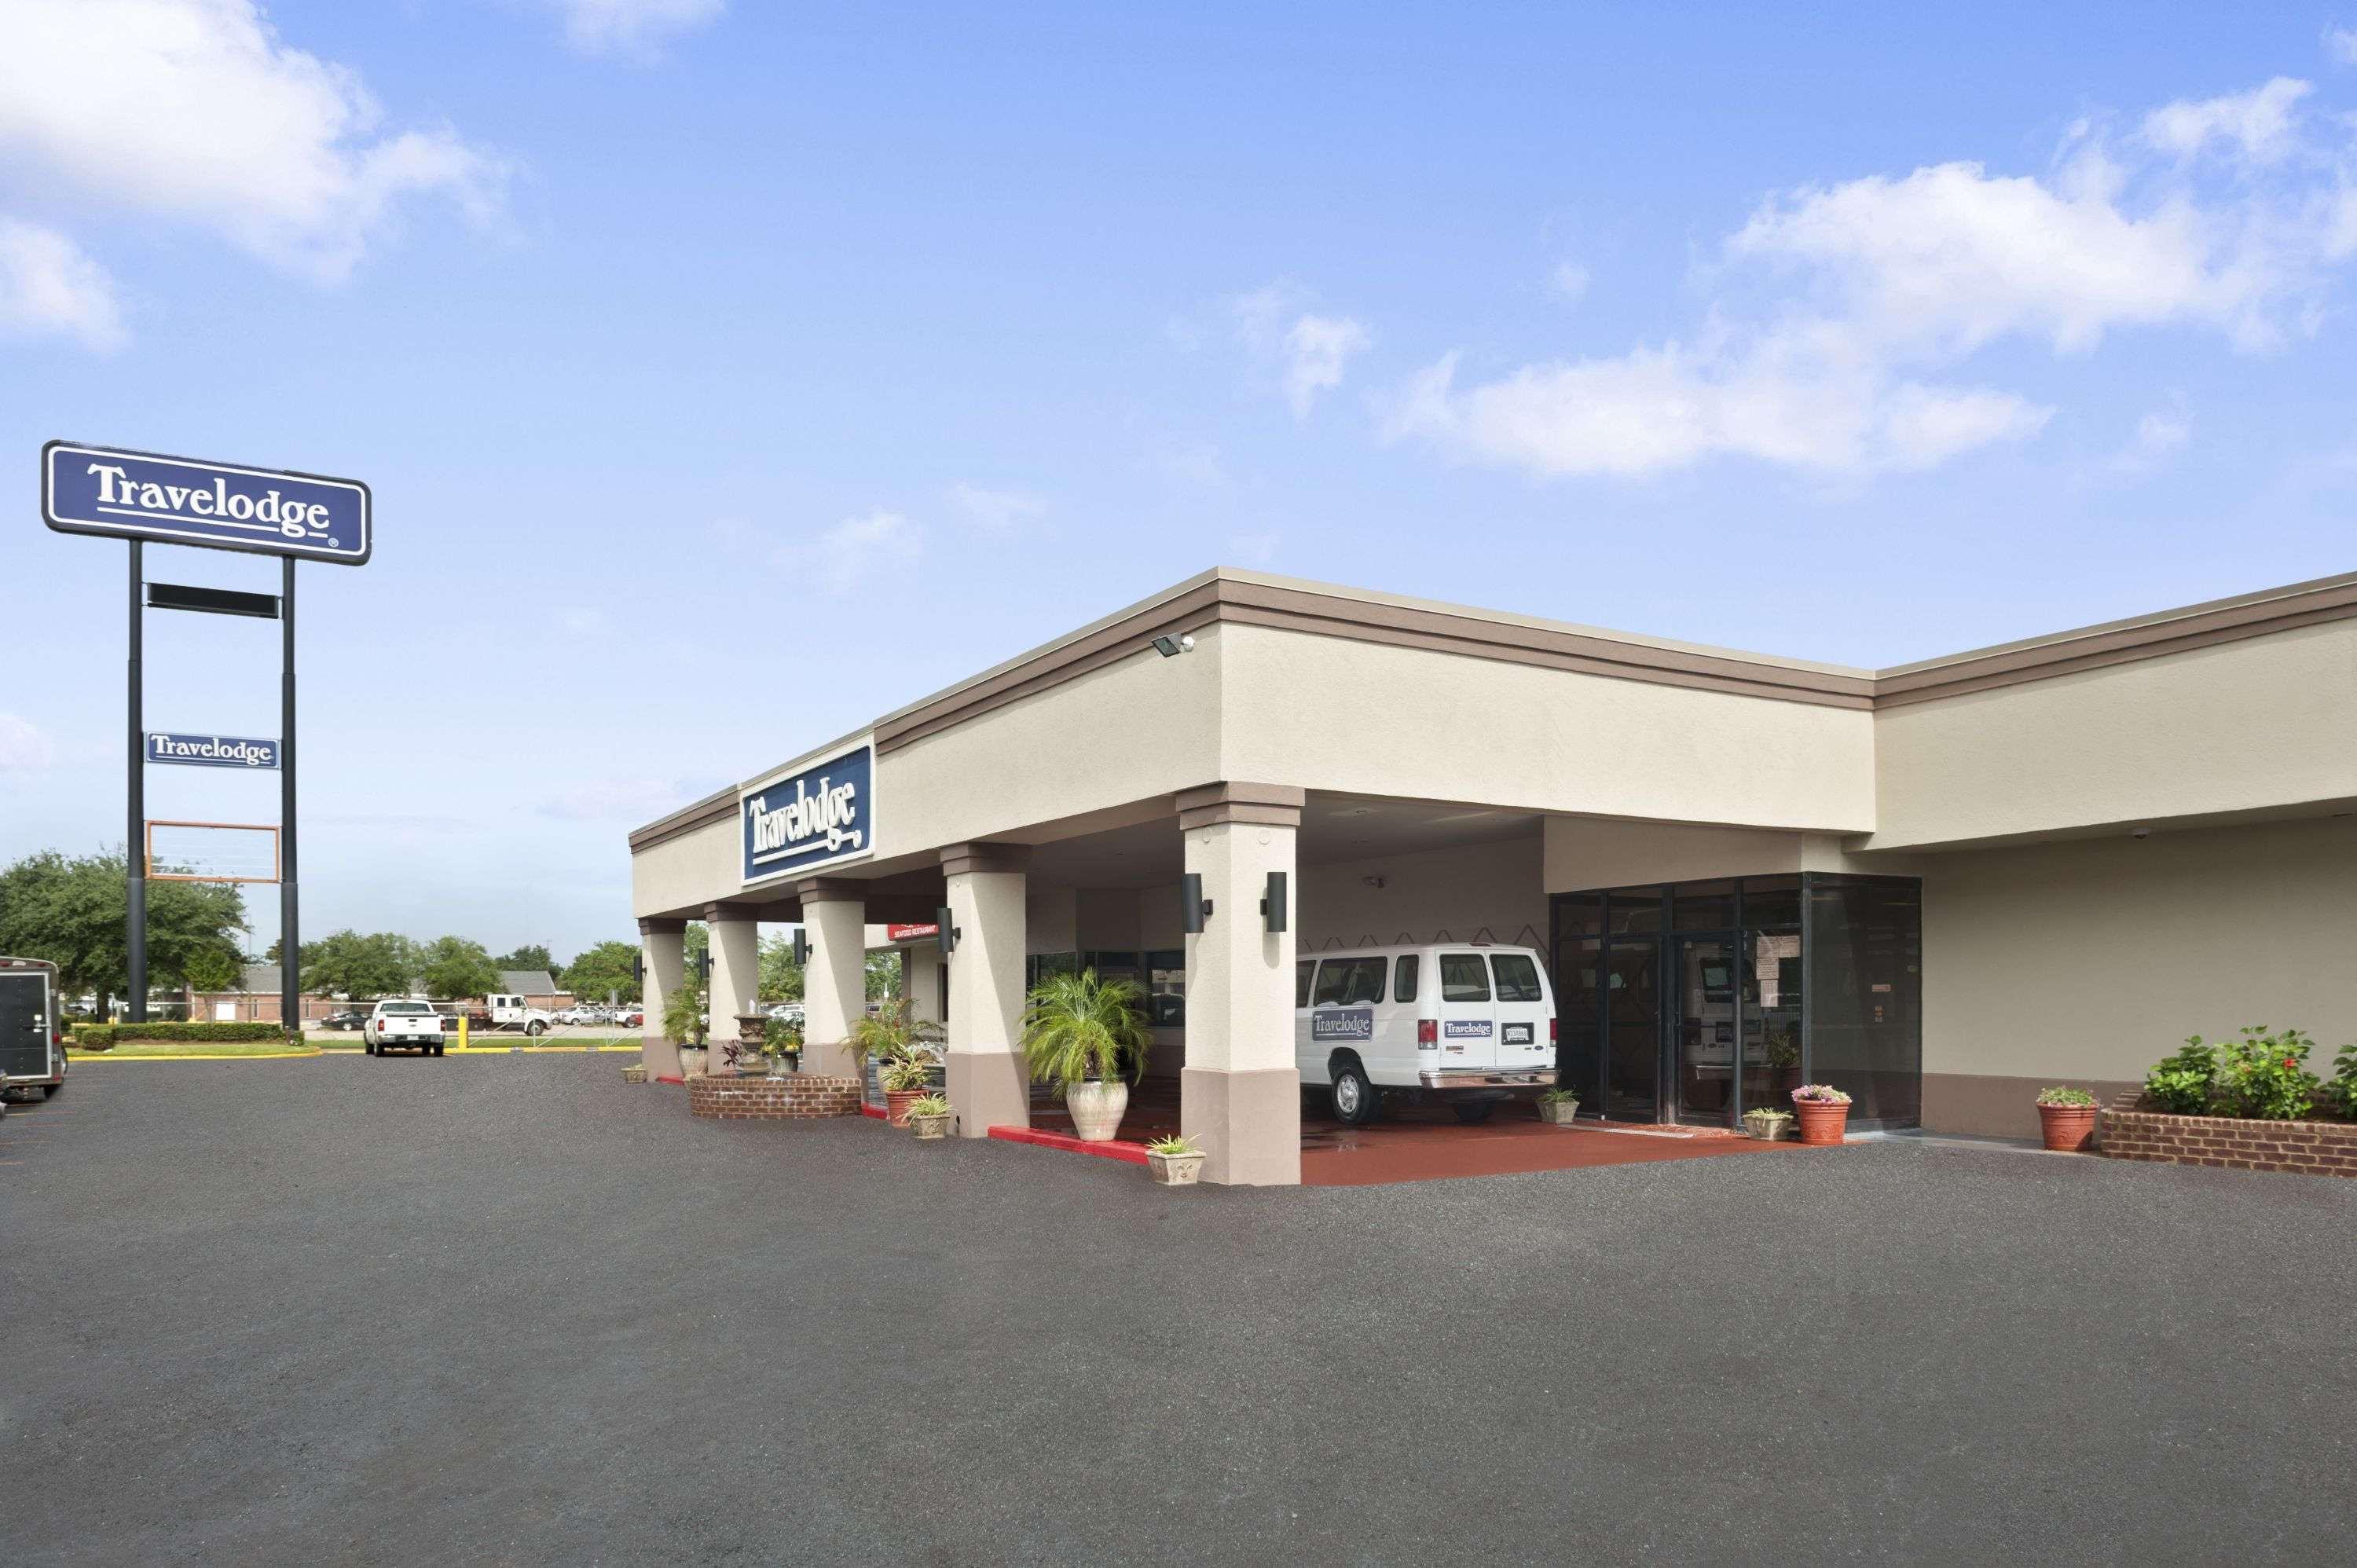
[987,1124,1150,1166]
[860,1103,886,1119]
[655,1075,684,1085]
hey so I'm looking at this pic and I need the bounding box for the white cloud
[0,219,124,349]
[0,1,502,283]
[807,509,918,595]
[2142,77,2312,163]
[1551,261,1591,301]
[546,0,727,57]
[2331,26,2357,67]
[1391,78,2357,481]
[0,713,57,773]
[2112,401,2192,473]
[1230,284,1372,416]
[946,482,1045,530]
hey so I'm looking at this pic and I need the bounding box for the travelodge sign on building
[741,738,875,887]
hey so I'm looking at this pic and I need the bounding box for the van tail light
[1549,1019,1557,1045]
[1417,1020,1437,1048]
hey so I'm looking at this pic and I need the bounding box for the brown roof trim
[627,788,735,853]
[1875,569,2357,709]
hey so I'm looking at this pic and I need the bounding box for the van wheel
[1452,1100,1496,1125]
[1329,1061,1380,1127]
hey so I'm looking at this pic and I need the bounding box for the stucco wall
[1920,815,2357,1092]
[1219,622,1876,832]
[630,816,738,920]
[1871,620,2357,850]
[1298,834,1546,954]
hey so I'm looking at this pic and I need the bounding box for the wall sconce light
[1182,872,1211,933]
[791,929,808,967]
[937,904,960,954]
[1261,870,1288,933]
[1151,632,1196,658]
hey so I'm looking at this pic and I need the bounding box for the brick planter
[2096,1091,2357,1179]
[685,1072,862,1121]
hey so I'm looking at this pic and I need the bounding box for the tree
[561,940,640,1004]
[495,943,552,973]
[300,930,421,1000]
[865,947,901,1002]
[419,936,500,1002]
[757,931,804,1002]
[0,848,247,1003]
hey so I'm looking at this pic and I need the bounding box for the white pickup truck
[365,999,445,1057]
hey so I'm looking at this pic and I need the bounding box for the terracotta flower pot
[2037,1101,2099,1152]
[885,1087,924,1127]
[1792,1099,1850,1145]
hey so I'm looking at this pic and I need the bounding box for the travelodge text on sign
[42,440,372,564]
[742,739,875,886]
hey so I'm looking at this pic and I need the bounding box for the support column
[638,918,686,1079]
[798,881,867,1079]
[705,903,760,1072]
[941,843,1029,1138]
[1178,783,1302,1185]
[904,938,945,1030]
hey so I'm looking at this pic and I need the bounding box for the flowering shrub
[2144,1028,2333,1120]
[2035,1086,2097,1108]
[2331,1045,2357,1120]
[1791,1083,1851,1105]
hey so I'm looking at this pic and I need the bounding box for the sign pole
[280,556,299,1038]
[126,540,146,1023]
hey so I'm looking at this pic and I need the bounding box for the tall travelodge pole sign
[742,739,876,886]
[40,438,370,1033]
[42,441,371,563]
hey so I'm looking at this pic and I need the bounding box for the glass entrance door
[1673,937,1739,1123]
[1603,939,1659,1120]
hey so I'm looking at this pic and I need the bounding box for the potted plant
[1021,968,1152,1141]
[2034,1085,2099,1151]
[850,997,945,1112]
[762,1015,802,1076]
[878,1052,940,1127]
[1741,1106,1791,1141]
[1143,1132,1207,1185]
[1790,1083,1852,1145]
[906,1094,951,1139]
[663,975,709,1077]
[1535,1087,1580,1126]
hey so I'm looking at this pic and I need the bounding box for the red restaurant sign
[885,922,940,942]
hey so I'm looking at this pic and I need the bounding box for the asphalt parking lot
[5,1057,2352,1565]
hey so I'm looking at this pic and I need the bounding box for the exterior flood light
[1261,870,1288,933]
[937,905,959,954]
[1151,633,1195,658]
[1182,873,1211,932]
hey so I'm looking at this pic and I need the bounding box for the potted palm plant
[1143,1132,1207,1185]
[762,1015,801,1076]
[663,977,709,1077]
[906,1094,951,1139]
[1021,969,1152,1141]
[878,1052,940,1126]
[2034,1085,2099,1151]
[1535,1087,1580,1126]
[1790,1083,1852,1145]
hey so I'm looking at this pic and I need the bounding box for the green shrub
[2144,1038,2218,1115]
[2209,1027,2319,1121]
[2330,1045,2357,1120]
[74,1021,287,1049]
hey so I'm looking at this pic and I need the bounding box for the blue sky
[3,1,2355,962]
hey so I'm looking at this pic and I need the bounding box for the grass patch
[80,1042,320,1059]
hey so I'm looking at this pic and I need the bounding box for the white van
[1296,943,1556,1126]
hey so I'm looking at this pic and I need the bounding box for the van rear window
[1439,955,1490,1002]
[1393,955,1419,1004]
[1490,954,1544,1002]
[1295,961,1316,1008]
[1313,958,1386,1006]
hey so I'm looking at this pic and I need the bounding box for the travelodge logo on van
[1312,1008,1374,1042]
[741,739,875,885]
[1444,1019,1494,1039]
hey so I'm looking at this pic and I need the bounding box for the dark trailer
[1,956,68,1100]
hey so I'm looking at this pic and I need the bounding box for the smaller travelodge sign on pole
[742,739,876,886]
[147,732,280,770]
[42,441,371,564]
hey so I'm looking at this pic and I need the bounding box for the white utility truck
[365,998,445,1057]
[460,994,558,1037]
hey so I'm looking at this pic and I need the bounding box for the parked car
[1296,943,1557,1127]
[615,1006,643,1028]
[0,954,68,1101]
[364,999,445,1057]
[322,1009,366,1031]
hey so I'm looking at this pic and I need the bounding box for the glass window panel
[1490,953,1543,1001]
[1743,876,1801,929]
[1439,954,1490,1001]
[1804,877,1922,1127]
[1553,936,1602,1108]
[1742,929,1803,1116]
[1555,893,1602,937]
[1314,957,1385,1006]
[1607,888,1665,934]
[1084,951,1140,986]
[1674,938,1738,1122]
[1295,960,1316,1008]
[1145,949,1185,1028]
[1604,938,1659,1119]
[1672,880,1738,932]
[1393,954,1420,1004]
